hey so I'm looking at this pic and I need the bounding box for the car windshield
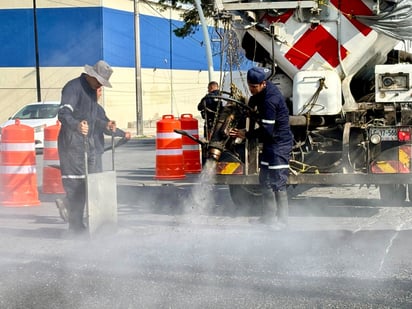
[12,104,60,120]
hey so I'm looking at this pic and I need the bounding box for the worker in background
[197,81,220,140]
[55,60,115,233]
[229,67,293,229]
[94,87,131,172]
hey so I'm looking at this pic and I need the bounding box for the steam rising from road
[3,149,410,307]
[180,159,218,222]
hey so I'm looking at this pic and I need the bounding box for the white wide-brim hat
[84,60,113,88]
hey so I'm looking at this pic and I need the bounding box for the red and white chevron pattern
[260,0,376,71]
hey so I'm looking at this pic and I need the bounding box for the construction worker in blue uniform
[56,60,115,233]
[230,67,293,228]
[197,81,220,140]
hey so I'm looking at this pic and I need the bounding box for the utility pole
[33,0,42,102]
[194,0,214,82]
[169,9,173,114]
[134,0,143,135]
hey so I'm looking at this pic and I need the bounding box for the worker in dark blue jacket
[230,67,293,228]
[57,60,114,233]
[197,81,221,140]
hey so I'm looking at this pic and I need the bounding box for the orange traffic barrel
[155,115,185,179]
[42,121,65,194]
[180,113,201,173]
[0,119,40,207]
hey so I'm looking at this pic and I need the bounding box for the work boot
[275,190,289,228]
[249,189,277,225]
[55,197,69,222]
[68,201,87,234]
[68,219,87,234]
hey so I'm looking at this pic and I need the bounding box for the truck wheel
[228,185,262,216]
[379,184,406,205]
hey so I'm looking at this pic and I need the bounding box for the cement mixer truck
[186,0,412,206]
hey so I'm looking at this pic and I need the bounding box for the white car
[0,101,61,150]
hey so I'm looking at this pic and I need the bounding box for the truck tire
[379,184,406,205]
[228,184,262,216]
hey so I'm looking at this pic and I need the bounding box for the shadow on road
[116,183,393,219]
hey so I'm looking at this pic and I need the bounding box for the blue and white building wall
[0,0,229,134]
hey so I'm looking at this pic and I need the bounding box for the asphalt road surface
[0,138,411,308]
